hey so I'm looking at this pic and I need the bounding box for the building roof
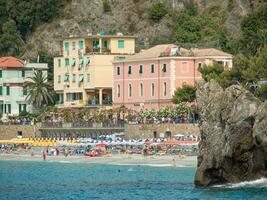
[0,57,24,68]
[115,44,232,63]
[192,48,232,57]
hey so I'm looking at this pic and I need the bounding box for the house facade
[53,33,135,108]
[113,44,233,111]
[0,57,48,118]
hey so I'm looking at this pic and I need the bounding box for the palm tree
[24,70,54,108]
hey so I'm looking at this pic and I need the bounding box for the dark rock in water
[195,80,267,186]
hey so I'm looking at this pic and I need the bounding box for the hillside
[24,0,265,59]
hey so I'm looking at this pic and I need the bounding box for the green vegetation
[103,0,111,13]
[24,71,55,108]
[238,6,267,56]
[148,2,169,22]
[0,0,69,56]
[172,84,197,104]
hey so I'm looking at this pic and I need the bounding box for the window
[163,82,167,96]
[72,41,76,50]
[23,87,27,96]
[0,86,2,95]
[139,65,143,74]
[118,40,125,49]
[58,59,61,67]
[128,66,132,75]
[78,41,84,49]
[87,74,90,82]
[64,42,69,52]
[65,58,70,66]
[79,59,84,65]
[104,40,108,48]
[117,67,120,75]
[19,104,26,113]
[162,64,167,72]
[21,70,25,78]
[198,63,202,68]
[117,84,121,98]
[93,40,99,48]
[151,83,155,97]
[58,75,61,83]
[140,83,143,97]
[5,104,11,114]
[6,86,10,95]
[0,70,2,78]
[0,104,3,114]
[181,62,188,73]
[151,64,155,73]
[128,84,132,97]
[72,74,76,83]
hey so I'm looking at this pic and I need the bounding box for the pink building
[112,44,232,111]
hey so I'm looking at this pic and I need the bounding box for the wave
[213,178,267,189]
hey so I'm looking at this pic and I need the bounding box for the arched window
[117,84,120,98]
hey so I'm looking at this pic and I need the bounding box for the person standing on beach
[42,151,46,161]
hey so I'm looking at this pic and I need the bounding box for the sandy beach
[0,153,197,167]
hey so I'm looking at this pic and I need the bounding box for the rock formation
[195,80,267,186]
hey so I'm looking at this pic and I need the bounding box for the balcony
[86,98,112,106]
[85,47,111,55]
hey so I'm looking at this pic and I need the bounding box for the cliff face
[25,0,257,59]
[195,80,267,186]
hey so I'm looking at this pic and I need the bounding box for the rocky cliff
[25,0,260,59]
[195,80,267,186]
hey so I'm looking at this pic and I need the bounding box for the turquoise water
[0,160,266,200]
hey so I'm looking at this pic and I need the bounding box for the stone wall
[0,125,39,139]
[124,123,200,139]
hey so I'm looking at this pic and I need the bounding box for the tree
[171,10,201,43]
[24,71,55,108]
[148,2,169,22]
[239,5,267,55]
[198,63,225,82]
[172,84,197,104]
[183,0,198,16]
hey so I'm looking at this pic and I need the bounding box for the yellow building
[53,33,135,107]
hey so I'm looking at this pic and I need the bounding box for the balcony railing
[86,99,112,106]
[85,47,111,55]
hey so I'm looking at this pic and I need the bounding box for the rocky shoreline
[195,80,267,186]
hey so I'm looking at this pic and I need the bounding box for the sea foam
[214,178,267,188]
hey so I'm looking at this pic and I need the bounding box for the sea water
[0,160,266,200]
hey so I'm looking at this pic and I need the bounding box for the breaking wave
[213,178,267,188]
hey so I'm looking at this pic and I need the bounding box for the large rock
[195,80,267,186]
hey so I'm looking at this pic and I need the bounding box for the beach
[0,153,197,167]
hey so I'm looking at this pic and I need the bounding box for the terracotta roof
[0,57,24,68]
[124,44,182,61]
[117,45,232,62]
[192,48,232,57]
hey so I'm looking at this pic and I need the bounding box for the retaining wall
[124,123,200,139]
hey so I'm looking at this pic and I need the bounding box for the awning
[71,59,76,66]
[64,75,69,81]
[79,59,84,65]
[85,58,90,65]
[79,75,84,82]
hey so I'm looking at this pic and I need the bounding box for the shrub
[148,2,169,22]
[172,84,197,103]
[103,0,111,13]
